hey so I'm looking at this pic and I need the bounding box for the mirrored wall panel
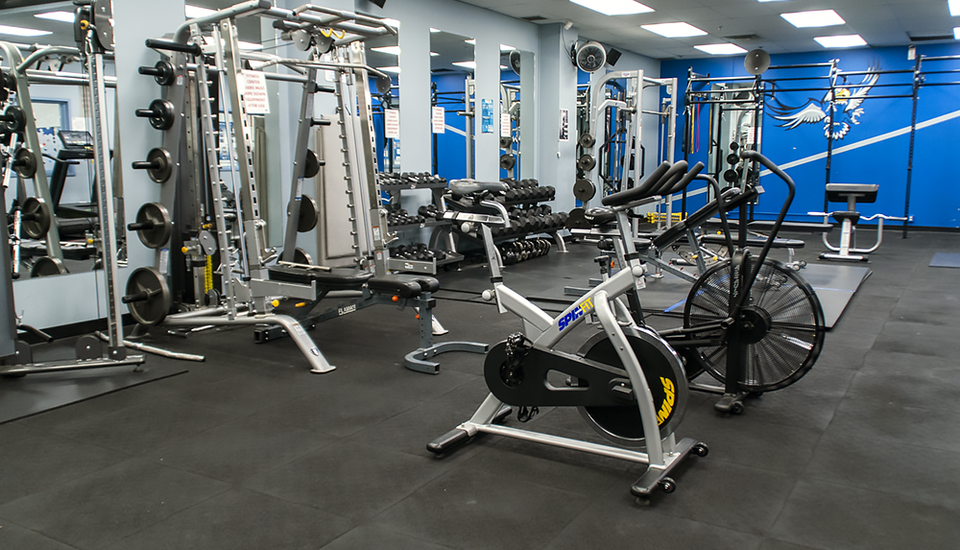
[430,30,474,179]
[499,46,534,180]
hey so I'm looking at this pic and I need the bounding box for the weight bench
[809,183,907,262]
[265,264,487,374]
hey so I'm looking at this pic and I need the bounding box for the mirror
[365,18,400,173]
[430,30,474,179]
[1,1,122,279]
[499,46,534,180]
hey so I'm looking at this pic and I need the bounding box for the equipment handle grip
[145,38,202,55]
[131,161,155,170]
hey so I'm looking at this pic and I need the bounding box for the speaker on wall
[607,48,622,67]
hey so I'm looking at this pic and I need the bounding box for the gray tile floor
[1,230,958,550]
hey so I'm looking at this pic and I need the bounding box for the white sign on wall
[241,70,270,115]
[432,106,445,134]
[384,109,400,139]
[500,113,512,138]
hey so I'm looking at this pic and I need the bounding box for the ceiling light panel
[378,66,401,74]
[452,61,477,70]
[951,1,960,17]
[954,27,960,39]
[641,22,707,38]
[371,46,401,56]
[781,9,845,28]
[34,11,75,23]
[814,34,866,48]
[695,43,747,55]
[0,24,53,37]
[570,0,653,16]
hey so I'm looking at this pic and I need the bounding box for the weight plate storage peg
[13,147,38,179]
[131,147,173,183]
[138,60,175,86]
[21,196,51,239]
[578,154,596,171]
[123,267,172,326]
[128,202,172,249]
[135,98,175,131]
[573,178,596,201]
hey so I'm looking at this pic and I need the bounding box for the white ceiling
[455,0,960,59]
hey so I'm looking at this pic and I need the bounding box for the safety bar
[16,45,80,73]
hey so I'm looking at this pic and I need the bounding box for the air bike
[581,151,826,414]
[427,177,708,500]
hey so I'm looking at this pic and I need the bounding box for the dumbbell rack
[380,175,464,275]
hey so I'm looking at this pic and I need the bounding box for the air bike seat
[265,262,481,374]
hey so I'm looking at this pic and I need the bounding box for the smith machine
[123,1,484,374]
[1,0,147,374]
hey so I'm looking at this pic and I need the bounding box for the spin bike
[428,178,708,499]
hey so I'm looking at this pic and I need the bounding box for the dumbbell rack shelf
[381,178,463,274]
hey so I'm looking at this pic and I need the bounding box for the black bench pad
[700,234,805,249]
[268,265,374,289]
[369,275,439,298]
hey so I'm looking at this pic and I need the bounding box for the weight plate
[499,136,512,149]
[133,202,172,249]
[14,147,37,179]
[148,99,174,131]
[153,60,175,86]
[1,105,25,134]
[499,154,516,171]
[31,256,68,277]
[75,334,102,360]
[573,178,596,201]
[293,247,313,265]
[376,74,392,95]
[146,147,173,183]
[723,169,739,183]
[578,132,596,149]
[726,153,739,166]
[565,207,591,230]
[577,154,596,171]
[125,267,172,326]
[21,196,51,239]
[303,149,321,179]
[295,194,319,232]
[729,141,740,151]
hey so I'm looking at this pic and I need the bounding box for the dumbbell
[138,60,176,86]
[135,99,175,130]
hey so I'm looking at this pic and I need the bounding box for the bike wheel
[575,326,689,448]
[682,258,825,392]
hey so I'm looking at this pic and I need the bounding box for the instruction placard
[432,106,445,134]
[241,70,270,115]
[384,109,400,139]
[559,108,569,141]
[500,113,512,138]
[481,99,494,134]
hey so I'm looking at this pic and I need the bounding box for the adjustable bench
[809,183,906,262]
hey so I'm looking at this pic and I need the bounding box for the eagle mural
[767,68,880,140]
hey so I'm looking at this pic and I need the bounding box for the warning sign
[432,106,445,134]
[241,71,270,115]
[501,113,512,138]
[385,109,400,139]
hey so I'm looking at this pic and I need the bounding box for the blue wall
[661,43,960,228]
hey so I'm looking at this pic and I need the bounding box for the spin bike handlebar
[602,160,687,207]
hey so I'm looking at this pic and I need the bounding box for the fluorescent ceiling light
[430,52,439,56]
[0,24,52,37]
[500,44,515,51]
[570,0,653,16]
[429,28,441,33]
[695,43,747,55]
[757,0,791,3]
[371,46,401,56]
[955,27,960,39]
[781,9,845,28]
[814,34,866,48]
[185,5,216,18]
[951,0,960,16]
[378,66,401,74]
[452,60,476,70]
[641,22,707,38]
[34,11,75,23]
[500,65,509,70]
[465,38,476,45]
[238,41,262,51]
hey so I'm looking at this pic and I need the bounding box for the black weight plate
[578,154,596,171]
[499,154,516,171]
[21,196,51,239]
[499,136,512,149]
[729,141,740,151]
[293,247,313,265]
[573,178,596,201]
[723,169,739,183]
[31,256,68,277]
[125,267,171,326]
[148,99,174,130]
[133,202,172,249]
[2,105,26,133]
[565,207,591,230]
[578,132,596,149]
[146,147,173,183]
[297,194,319,232]
[14,147,37,179]
[726,153,739,166]
[303,149,321,179]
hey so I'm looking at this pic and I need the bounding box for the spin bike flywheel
[575,326,689,448]
[682,258,825,392]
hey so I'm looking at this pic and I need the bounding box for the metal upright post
[903,56,922,239]
[281,66,319,262]
[823,60,838,212]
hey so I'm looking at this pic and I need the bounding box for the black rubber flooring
[1,229,959,549]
